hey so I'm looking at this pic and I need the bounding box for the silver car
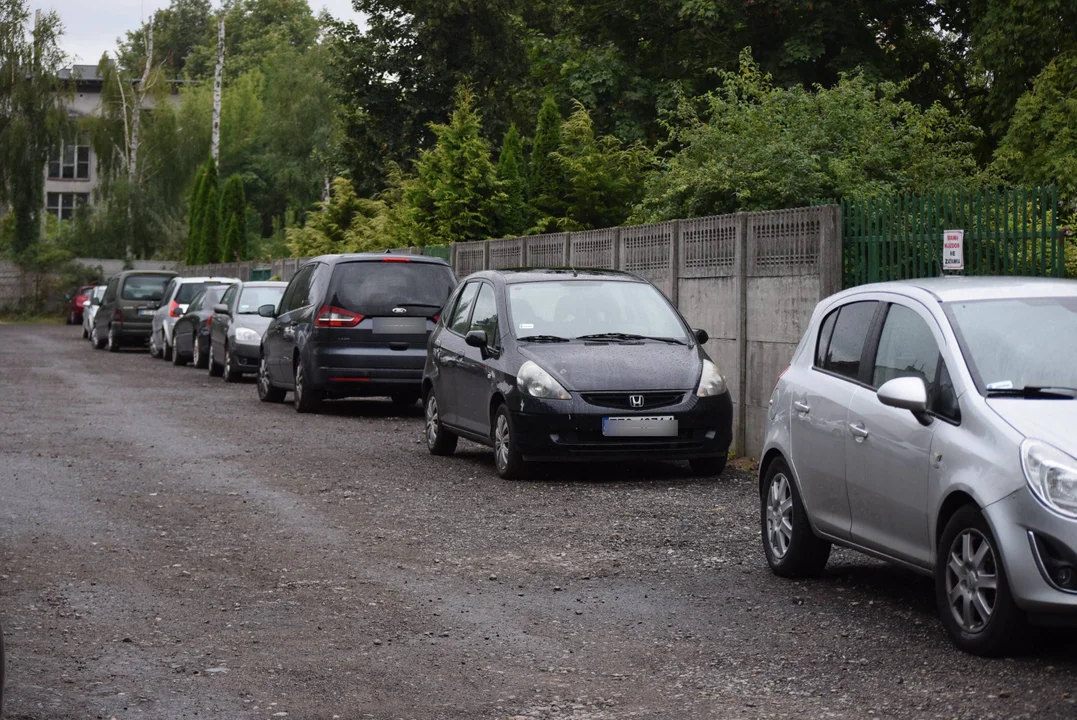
[81,284,107,340]
[150,276,239,360]
[760,276,1077,655]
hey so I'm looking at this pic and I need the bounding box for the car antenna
[570,265,578,277]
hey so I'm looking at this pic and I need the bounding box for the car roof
[474,268,643,284]
[307,253,450,266]
[178,276,238,283]
[113,269,178,278]
[832,276,1077,305]
[239,281,288,288]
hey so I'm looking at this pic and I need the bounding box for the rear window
[177,282,217,304]
[328,261,456,315]
[121,274,172,301]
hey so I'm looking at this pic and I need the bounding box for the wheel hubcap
[225,351,231,376]
[495,414,510,471]
[194,341,200,364]
[295,366,303,403]
[259,357,270,395]
[945,529,998,633]
[766,473,794,559]
[426,396,439,445]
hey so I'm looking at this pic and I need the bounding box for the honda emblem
[629,394,645,408]
[392,307,407,314]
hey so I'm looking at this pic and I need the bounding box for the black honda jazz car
[421,269,733,479]
[257,253,457,412]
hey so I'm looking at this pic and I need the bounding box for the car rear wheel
[761,458,831,578]
[257,354,285,403]
[425,391,458,456]
[223,344,242,383]
[162,331,173,361]
[106,325,120,353]
[936,505,1026,656]
[689,456,727,477]
[493,405,525,480]
[91,324,105,350]
[192,337,209,369]
[82,326,89,339]
[293,361,322,413]
[208,342,224,377]
[171,332,187,366]
[149,328,162,358]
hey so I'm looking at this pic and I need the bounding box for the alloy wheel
[224,349,233,378]
[945,529,998,634]
[766,473,794,559]
[294,363,304,404]
[425,395,440,446]
[193,338,201,367]
[494,414,511,473]
[258,356,271,395]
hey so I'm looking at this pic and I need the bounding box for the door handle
[793,400,811,414]
[283,326,295,340]
[849,422,870,440]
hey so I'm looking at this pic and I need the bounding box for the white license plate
[602,415,678,438]
[138,309,154,317]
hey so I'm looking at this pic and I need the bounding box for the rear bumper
[114,320,153,339]
[309,344,425,396]
[509,392,733,462]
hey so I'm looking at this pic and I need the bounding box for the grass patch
[0,311,66,325]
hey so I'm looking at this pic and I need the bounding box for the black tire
[149,328,162,358]
[162,330,173,361]
[106,325,121,353]
[82,326,89,339]
[424,390,458,456]
[935,504,1026,656]
[192,336,208,369]
[91,324,105,350]
[223,345,242,383]
[208,341,224,377]
[171,331,187,366]
[391,392,420,406]
[492,404,525,480]
[761,458,831,578]
[689,455,727,477]
[293,360,322,413]
[257,353,286,403]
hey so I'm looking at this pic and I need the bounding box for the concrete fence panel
[488,238,526,270]
[455,241,486,276]
[620,221,675,298]
[526,234,569,267]
[568,229,617,269]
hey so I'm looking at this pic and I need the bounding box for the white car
[761,276,1077,655]
[81,284,107,340]
[149,276,239,360]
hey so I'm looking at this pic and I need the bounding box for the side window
[221,285,238,309]
[821,301,878,381]
[309,263,330,306]
[872,304,940,394]
[448,282,480,335]
[469,283,499,347]
[162,279,177,303]
[103,278,118,303]
[188,293,204,313]
[280,266,314,314]
[814,309,838,367]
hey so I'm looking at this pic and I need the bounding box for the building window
[46,192,89,219]
[48,140,90,180]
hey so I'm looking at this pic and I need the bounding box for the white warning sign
[942,229,964,271]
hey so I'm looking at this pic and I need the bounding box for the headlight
[234,327,261,344]
[696,359,727,397]
[1021,439,1077,518]
[517,360,570,400]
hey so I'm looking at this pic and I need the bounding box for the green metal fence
[841,186,1064,287]
[422,245,451,261]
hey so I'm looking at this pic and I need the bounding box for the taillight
[772,366,790,394]
[431,315,440,324]
[169,300,181,318]
[204,316,212,327]
[315,305,363,328]
[112,309,123,321]
[381,257,411,263]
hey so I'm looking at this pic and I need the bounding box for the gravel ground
[1,323,1076,720]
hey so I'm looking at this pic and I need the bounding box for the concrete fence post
[482,240,490,271]
[819,204,843,297]
[669,220,681,308]
[734,212,749,458]
[613,228,622,270]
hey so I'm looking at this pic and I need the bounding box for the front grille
[580,391,685,410]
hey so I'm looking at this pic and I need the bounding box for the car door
[97,277,119,334]
[176,292,204,356]
[788,300,881,540]
[432,281,480,427]
[155,278,177,339]
[456,282,502,435]
[212,284,239,364]
[274,264,316,387]
[265,270,302,380]
[845,300,949,567]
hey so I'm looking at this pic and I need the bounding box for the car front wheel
[257,354,286,403]
[761,458,831,578]
[91,324,105,350]
[425,390,458,456]
[208,341,224,377]
[492,405,524,480]
[223,344,242,383]
[936,505,1026,656]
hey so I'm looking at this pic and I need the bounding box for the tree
[116,0,213,78]
[494,124,529,236]
[189,159,218,262]
[286,177,392,256]
[0,0,70,258]
[529,96,564,221]
[186,163,207,263]
[198,182,221,263]
[219,174,247,261]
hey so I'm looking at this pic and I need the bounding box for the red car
[66,284,96,325]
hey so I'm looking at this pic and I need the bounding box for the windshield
[238,286,285,314]
[507,280,688,340]
[947,296,1077,392]
[177,282,219,304]
[329,261,456,315]
[121,274,172,301]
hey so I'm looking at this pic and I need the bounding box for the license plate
[602,415,678,438]
[138,309,154,317]
[372,317,426,334]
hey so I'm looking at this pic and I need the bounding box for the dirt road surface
[1,324,1075,719]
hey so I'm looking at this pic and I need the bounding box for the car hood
[988,398,1077,453]
[518,342,703,392]
[233,314,272,335]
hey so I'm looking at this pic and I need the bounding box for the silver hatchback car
[761,276,1077,655]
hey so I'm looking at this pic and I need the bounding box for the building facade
[44,66,103,220]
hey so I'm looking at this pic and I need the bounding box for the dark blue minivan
[256,253,457,412]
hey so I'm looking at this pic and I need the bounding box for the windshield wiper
[575,332,687,346]
[986,386,1077,399]
[517,335,570,343]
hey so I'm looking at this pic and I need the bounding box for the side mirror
[212,304,230,315]
[465,330,488,349]
[877,377,930,423]
[258,304,277,318]
[693,328,709,345]
[82,300,91,307]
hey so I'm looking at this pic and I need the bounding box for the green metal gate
[841,186,1064,287]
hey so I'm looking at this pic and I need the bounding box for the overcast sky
[37,0,366,66]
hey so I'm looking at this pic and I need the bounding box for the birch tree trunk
[211,17,225,169]
[129,15,153,190]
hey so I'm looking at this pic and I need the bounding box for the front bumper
[231,342,261,372]
[508,391,733,462]
[985,488,1077,618]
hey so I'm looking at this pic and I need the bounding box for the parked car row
[79,262,1077,656]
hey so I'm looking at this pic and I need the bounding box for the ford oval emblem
[392,307,407,314]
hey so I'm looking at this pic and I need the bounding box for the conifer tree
[185,164,207,264]
[218,174,247,261]
[529,96,565,221]
[198,183,220,264]
[495,124,529,237]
